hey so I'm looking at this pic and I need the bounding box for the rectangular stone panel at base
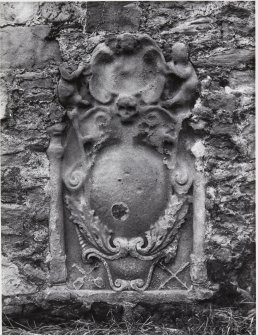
[44,287,215,306]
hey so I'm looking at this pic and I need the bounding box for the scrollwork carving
[50,33,211,293]
[63,165,86,191]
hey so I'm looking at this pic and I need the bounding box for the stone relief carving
[48,34,215,298]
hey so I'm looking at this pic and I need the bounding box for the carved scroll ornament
[48,34,210,293]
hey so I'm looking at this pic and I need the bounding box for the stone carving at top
[49,33,209,293]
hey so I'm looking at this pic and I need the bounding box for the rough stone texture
[0,26,61,69]
[0,77,8,119]
[1,1,255,315]
[0,2,40,27]
[2,256,38,296]
[85,2,142,32]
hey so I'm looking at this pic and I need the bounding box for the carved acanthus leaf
[65,191,189,265]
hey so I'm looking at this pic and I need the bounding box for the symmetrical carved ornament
[47,34,215,297]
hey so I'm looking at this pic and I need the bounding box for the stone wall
[1,1,255,315]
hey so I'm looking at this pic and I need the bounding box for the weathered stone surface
[194,48,255,68]
[86,2,142,32]
[39,2,86,24]
[0,78,8,119]
[1,0,255,317]
[2,257,38,296]
[0,26,61,69]
[38,2,141,33]
[0,2,39,27]
[2,204,25,235]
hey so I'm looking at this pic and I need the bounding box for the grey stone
[0,26,61,69]
[1,204,25,235]
[23,263,47,282]
[194,48,254,68]
[0,0,255,318]
[86,2,142,32]
[2,256,37,296]
[0,2,39,27]
[46,33,215,308]
[40,2,85,24]
[2,305,23,315]
[229,70,255,94]
[19,77,54,90]
[0,79,8,119]
[38,2,141,32]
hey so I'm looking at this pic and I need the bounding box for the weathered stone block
[19,77,54,90]
[194,48,254,68]
[0,78,8,119]
[40,2,85,24]
[1,204,25,236]
[203,91,237,112]
[0,2,39,26]
[229,70,255,94]
[86,2,142,32]
[2,257,37,296]
[0,26,61,69]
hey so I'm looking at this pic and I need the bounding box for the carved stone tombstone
[47,34,216,309]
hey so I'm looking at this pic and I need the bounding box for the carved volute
[48,33,216,299]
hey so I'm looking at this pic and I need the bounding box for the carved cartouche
[49,34,209,293]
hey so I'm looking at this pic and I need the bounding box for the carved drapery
[48,34,213,295]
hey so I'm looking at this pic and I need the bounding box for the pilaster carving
[47,124,67,284]
[47,33,214,297]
